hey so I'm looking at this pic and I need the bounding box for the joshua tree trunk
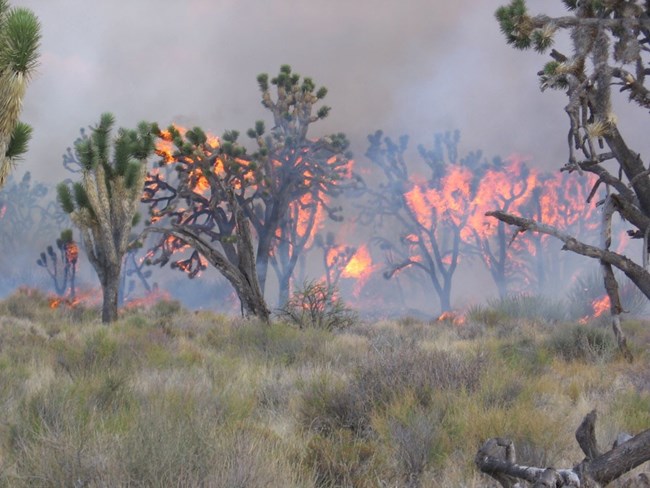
[99,266,120,323]
[143,199,270,323]
[278,272,291,308]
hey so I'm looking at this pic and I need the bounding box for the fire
[65,241,79,265]
[436,310,466,325]
[48,288,100,310]
[591,295,610,317]
[404,166,474,232]
[123,287,173,310]
[342,245,373,279]
[341,244,378,297]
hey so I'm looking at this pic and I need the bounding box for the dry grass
[0,288,648,486]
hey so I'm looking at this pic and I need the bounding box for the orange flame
[437,310,466,325]
[123,287,173,310]
[592,295,610,317]
[342,245,373,279]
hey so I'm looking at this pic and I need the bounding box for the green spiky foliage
[57,113,154,322]
[495,0,555,52]
[0,2,40,189]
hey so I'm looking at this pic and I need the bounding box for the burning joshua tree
[142,65,358,315]
[36,229,78,298]
[142,124,270,321]
[245,65,357,304]
[361,130,513,313]
[0,2,40,189]
[57,113,155,323]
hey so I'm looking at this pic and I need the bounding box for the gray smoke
[5,0,647,312]
[15,0,586,181]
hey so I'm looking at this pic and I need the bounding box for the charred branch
[476,410,650,487]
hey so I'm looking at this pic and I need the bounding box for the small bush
[485,293,568,323]
[373,394,447,487]
[354,347,485,411]
[0,287,50,320]
[465,304,508,328]
[151,298,184,319]
[297,374,366,436]
[546,323,616,362]
[279,281,357,330]
[55,329,126,379]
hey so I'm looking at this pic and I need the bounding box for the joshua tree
[142,125,270,321]
[0,1,40,189]
[142,65,357,316]
[361,131,494,313]
[487,0,650,360]
[57,113,154,323]
[36,228,78,298]
[245,65,356,303]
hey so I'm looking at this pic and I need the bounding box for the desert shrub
[546,323,616,362]
[0,287,58,322]
[465,304,508,328]
[373,394,448,487]
[279,280,357,331]
[305,430,378,488]
[354,347,484,409]
[117,396,216,486]
[497,336,552,375]
[150,297,184,319]
[0,287,100,325]
[296,374,367,436]
[55,329,127,379]
[297,347,485,440]
[483,293,568,324]
[610,390,650,434]
[567,270,648,321]
[6,382,110,487]
[217,320,329,366]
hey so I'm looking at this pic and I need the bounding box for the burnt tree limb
[476,411,650,487]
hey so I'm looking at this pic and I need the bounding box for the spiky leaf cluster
[5,120,30,158]
[0,2,40,189]
[0,6,40,75]
[59,115,154,219]
[496,0,556,52]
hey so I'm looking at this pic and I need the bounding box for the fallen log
[475,410,650,487]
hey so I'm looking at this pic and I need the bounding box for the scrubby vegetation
[0,289,648,486]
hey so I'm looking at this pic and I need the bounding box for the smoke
[3,0,647,313]
[14,0,579,180]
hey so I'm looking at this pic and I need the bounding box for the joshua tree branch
[486,211,650,300]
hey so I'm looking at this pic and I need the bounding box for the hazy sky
[12,0,588,182]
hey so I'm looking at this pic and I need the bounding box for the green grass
[0,288,647,486]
